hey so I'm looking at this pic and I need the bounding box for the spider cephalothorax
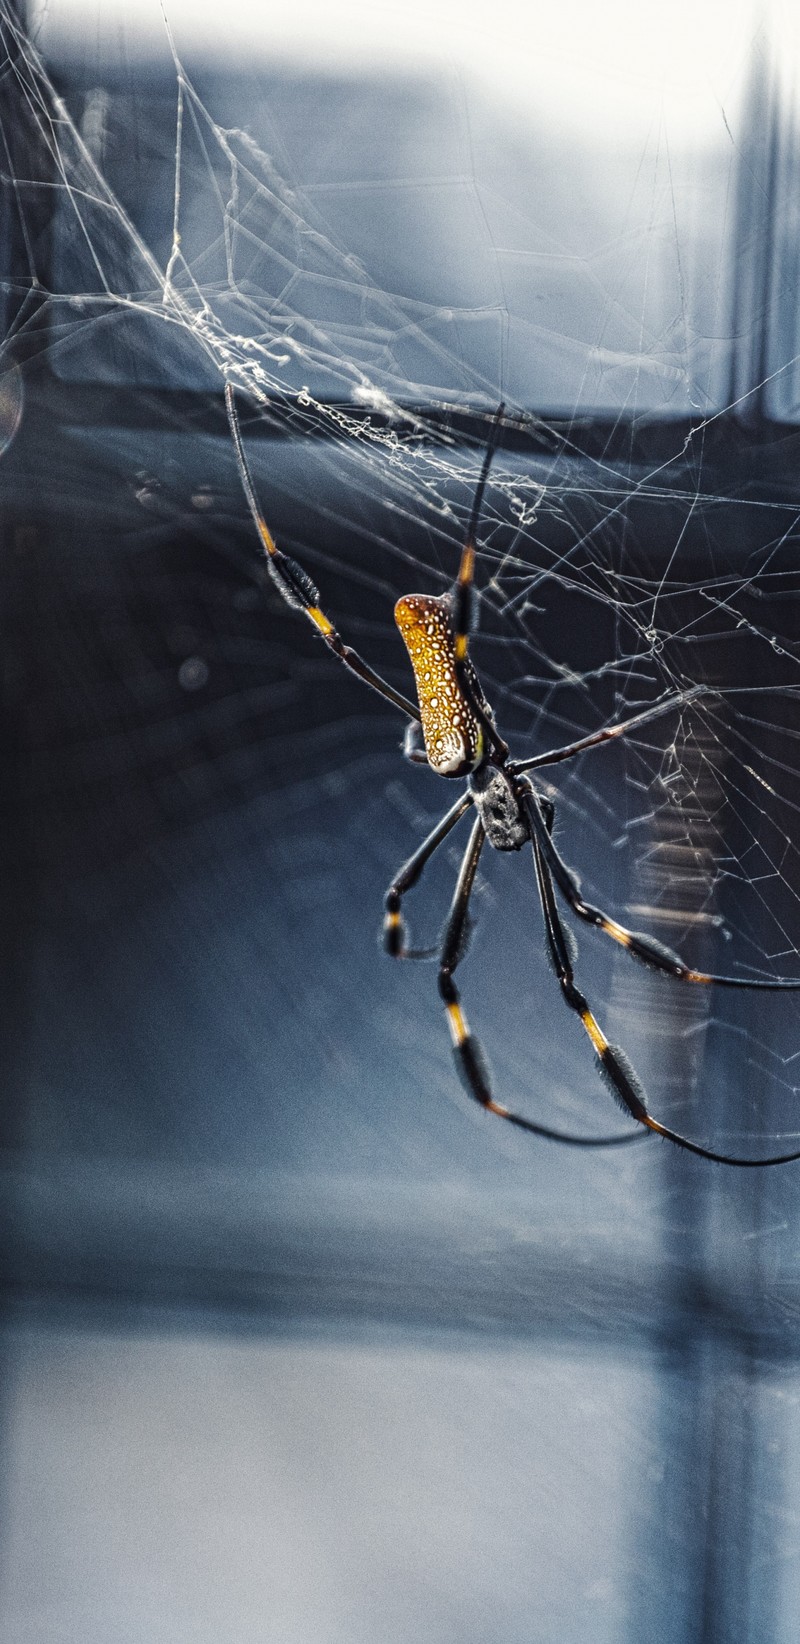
[226,384,800,1168]
[468,762,530,852]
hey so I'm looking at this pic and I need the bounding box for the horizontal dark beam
[1,1160,796,1358]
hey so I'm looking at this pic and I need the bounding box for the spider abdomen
[394,594,484,777]
[469,763,529,852]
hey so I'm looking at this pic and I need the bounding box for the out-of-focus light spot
[178,656,209,690]
[323,770,348,797]
[232,586,261,612]
[135,473,161,511]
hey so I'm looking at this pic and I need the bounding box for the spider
[226,386,800,1167]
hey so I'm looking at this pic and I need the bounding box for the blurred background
[2,0,800,1638]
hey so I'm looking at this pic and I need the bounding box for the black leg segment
[384,792,474,959]
[523,785,800,991]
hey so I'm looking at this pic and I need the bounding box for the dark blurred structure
[2,4,800,1641]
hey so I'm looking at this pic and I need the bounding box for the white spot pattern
[394,593,482,776]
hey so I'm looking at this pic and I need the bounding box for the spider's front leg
[437,815,492,1096]
[226,385,420,723]
[402,720,430,766]
[383,791,474,959]
[449,408,509,766]
[439,798,558,1108]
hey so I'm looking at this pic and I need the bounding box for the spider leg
[531,831,645,1148]
[402,720,431,766]
[447,406,509,764]
[226,385,421,723]
[522,785,800,991]
[384,791,474,960]
[513,685,708,775]
[438,815,650,1148]
[530,830,800,1168]
[450,408,504,658]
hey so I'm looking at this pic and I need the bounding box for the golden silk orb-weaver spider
[225,386,800,1167]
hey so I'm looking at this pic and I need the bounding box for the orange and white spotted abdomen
[394,594,484,777]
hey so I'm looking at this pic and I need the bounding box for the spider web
[4,0,800,1171]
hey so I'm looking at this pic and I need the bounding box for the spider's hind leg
[523,783,800,993]
[529,821,800,1167]
[438,812,644,1149]
[530,827,648,1130]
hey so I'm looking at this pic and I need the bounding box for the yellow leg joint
[257,518,278,556]
[446,1001,469,1045]
[581,1009,608,1054]
[308,606,334,636]
[458,546,475,584]
[601,917,631,948]
[644,1117,668,1139]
